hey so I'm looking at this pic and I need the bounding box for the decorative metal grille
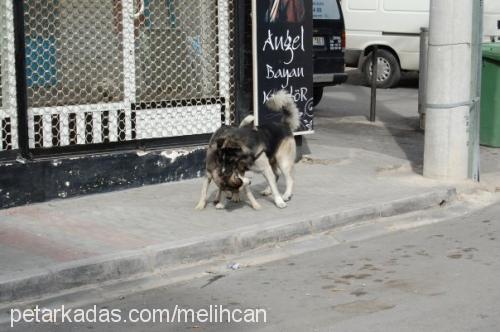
[23,0,236,149]
[0,0,18,151]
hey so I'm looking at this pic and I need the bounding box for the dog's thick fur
[195,125,260,210]
[217,90,299,209]
[195,90,299,210]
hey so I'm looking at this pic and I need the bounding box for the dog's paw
[194,201,206,210]
[282,193,293,202]
[215,202,226,210]
[261,187,272,196]
[275,199,287,209]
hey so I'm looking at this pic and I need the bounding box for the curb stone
[0,187,456,304]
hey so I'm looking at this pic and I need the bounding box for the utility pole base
[423,107,469,180]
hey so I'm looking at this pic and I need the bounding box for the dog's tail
[239,114,255,128]
[265,90,300,131]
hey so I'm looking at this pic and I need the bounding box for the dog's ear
[221,138,242,150]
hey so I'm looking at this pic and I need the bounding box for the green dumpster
[480,43,500,147]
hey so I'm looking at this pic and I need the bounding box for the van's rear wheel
[363,49,401,88]
[313,87,323,107]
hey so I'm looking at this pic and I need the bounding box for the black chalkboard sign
[253,0,314,133]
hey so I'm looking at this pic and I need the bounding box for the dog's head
[212,137,252,193]
[216,137,255,176]
[218,172,251,193]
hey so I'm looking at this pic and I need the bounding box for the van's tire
[363,49,401,88]
[313,87,323,107]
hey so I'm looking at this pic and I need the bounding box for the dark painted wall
[0,148,205,209]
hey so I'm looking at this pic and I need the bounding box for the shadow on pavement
[313,69,424,173]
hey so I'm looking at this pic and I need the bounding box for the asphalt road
[5,200,500,332]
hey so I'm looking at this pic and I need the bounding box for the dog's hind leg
[263,166,286,208]
[261,184,272,196]
[251,154,286,208]
[261,169,280,196]
[276,137,296,202]
[195,176,212,210]
[258,162,286,208]
[280,163,294,202]
[244,185,261,210]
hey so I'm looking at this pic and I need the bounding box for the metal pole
[234,0,246,126]
[12,0,31,160]
[369,46,378,122]
[468,0,483,182]
[251,0,259,126]
[418,27,429,130]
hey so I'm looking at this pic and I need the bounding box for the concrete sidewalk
[0,136,456,304]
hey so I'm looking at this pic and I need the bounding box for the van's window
[313,0,341,20]
[383,0,429,12]
[347,0,378,11]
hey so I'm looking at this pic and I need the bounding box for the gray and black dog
[195,90,299,210]
[195,123,260,210]
[217,90,299,209]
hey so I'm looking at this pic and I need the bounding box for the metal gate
[0,0,17,152]
[15,0,236,151]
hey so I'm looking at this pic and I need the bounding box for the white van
[342,0,500,88]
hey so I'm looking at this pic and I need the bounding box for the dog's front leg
[214,188,222,204]
[217,190,235,203]
[215,191,227,210]
[195,176,211,210]
[262,165,287,209]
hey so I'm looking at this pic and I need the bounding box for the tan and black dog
[213,90,299,209]
[195,125,260,210]
[195,90,299,210]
